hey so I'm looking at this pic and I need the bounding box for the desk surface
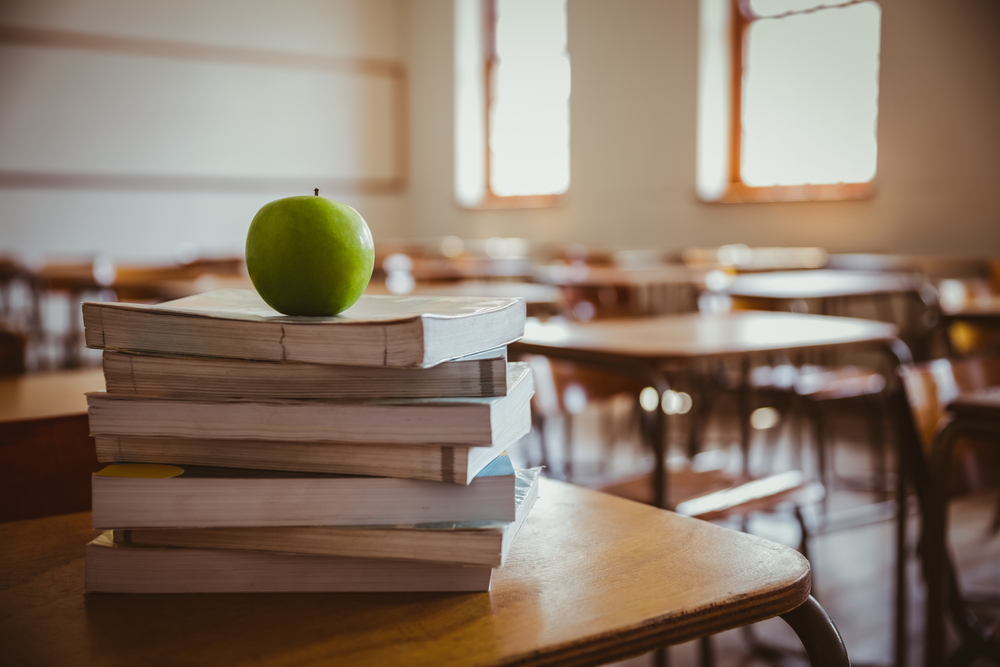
[0,479,811,667]
[0,367,104,423]
[513,312,898,365]
[720,270,923,300]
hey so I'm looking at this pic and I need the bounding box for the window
[698,0,882,202]
[455,0,571,208]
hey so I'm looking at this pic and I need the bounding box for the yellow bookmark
[95,464,184,479]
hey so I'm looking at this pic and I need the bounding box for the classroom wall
[2,0,998,261]
[405,0,1000,256]
[0,0,408,261]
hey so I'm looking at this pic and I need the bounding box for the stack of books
[80,289,538,593]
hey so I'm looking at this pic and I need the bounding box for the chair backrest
[899,355,1000,495]
[900,356,1000,450]
[519,353,648,419]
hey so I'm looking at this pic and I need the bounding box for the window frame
[461,0,567,210]
[715,0,878,203]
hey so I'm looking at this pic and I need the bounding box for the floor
[509,391,1000,667]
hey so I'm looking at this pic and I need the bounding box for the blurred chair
[899,356,1000,666]
[742,357,890,510]
[522,354,823,528]
[521,354,644,480]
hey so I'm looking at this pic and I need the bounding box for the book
[101,346,509,399]
[94,405,531,485]
[85,533,494,593]
[87,362,533,447]
[83,289,526,368]
[111,468,541,567]
[91,455,520,529]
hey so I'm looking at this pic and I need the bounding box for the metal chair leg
[699,634,714,667]
[808,400,829,516]
[780,595,851,667]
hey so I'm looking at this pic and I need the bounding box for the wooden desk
[533,265,704,317]
[923,388,1000,667]
[717,269,931,358]
[0,479,848,666]
[534,265,702,288]
[718,269,924,311]
[0,368,105,522]
[513,311,897,492]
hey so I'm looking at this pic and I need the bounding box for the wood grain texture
[0,479,811,667]
[514,312,898,366]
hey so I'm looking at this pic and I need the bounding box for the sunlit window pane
[490,0,570,197]
[696,0,731,200]
[454,0,486,206]
[741,1,881,187]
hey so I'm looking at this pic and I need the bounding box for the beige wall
[405,0,1000,255]
[0,0,408,261]
[2,0,998,261]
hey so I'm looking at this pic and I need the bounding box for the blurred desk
[826,253,989,281]
[0,368,104,522]
[0,478,850,666]
[535,265,702,287]
[111,274,253,303]
[408,255,535,282]
[512,312,899,502]
[368,280,562,318]
[719,270,924,308]
[534,265,704,317]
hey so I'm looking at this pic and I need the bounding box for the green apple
[245,193,375,316]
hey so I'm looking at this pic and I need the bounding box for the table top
[0,479,811,667]
[718,270,924,300]
[0,367,105,423]
[534,264,704,288]
[513,312,898,366]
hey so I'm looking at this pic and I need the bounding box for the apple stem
[314,188,319,196]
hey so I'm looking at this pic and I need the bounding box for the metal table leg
[781,595,851,667]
